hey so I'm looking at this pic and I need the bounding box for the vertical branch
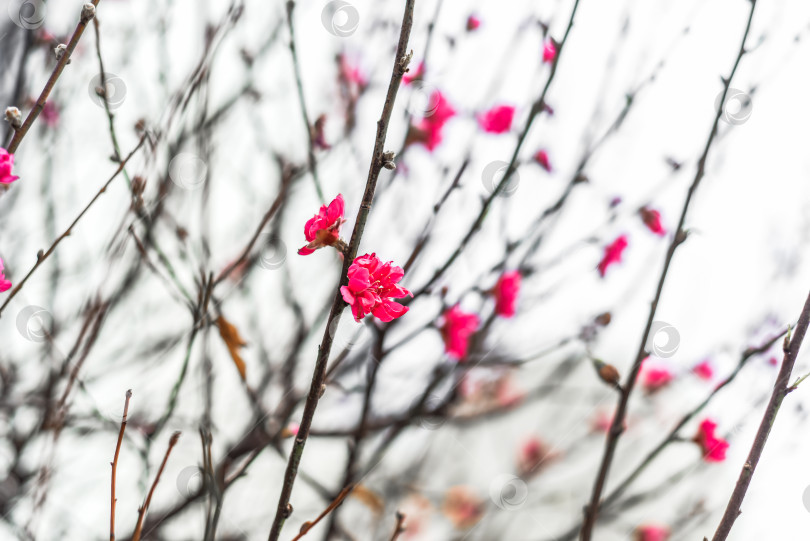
[579,2,759,538]
[131,431,181,541]
[265,1,416,539]
[711,290,810,541]
[286,0,326,203]
[110,389,132,541]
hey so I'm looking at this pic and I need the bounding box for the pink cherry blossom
[694,418,729,462]
[0,148,19,185]
[340,253,412,322]
[534,149,552,172]
[495,375,525,407]
[466,14,481,31]
[0,258,11,292]
[642,366,673,393]
[517,436,552,477]
[543,39,557,63]
[640,207,666,236]
[402,61,424,85]
[477,105,515,134]
[440,306,480,360]
[597,235,628,277]
[634,524,670,541]
[693,359,713,380]
[41,101,60,127]
[441,486,484,530]
[407,90,456,151]
[492,270,521,317]
[339,54,368,88]
[298,194,346,255]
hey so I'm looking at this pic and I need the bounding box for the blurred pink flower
[440,306,480,360]
[0,148,19,185]
[407,90,456,151]
[41,101,60,127]
[597,235,628,277]
[640,207,666,236]
[534,149,552,172]
[495,375,525,407]
[403,61,424,85]
[693,359,713,380]
[642,367,673,393]
[340,253,412,322]
[492,270,521,318]
[441,486,484,529]
[634,524,670,541]
[694,418,729,462]
[339,54,368,88]
[477,105,515,134]
[543,39,557,63]
[298,194,346,255]
[517,436,553,477]
[0,259,11,292]
[466,14,481,31]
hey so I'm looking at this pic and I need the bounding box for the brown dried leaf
[216,315,247,381]
[351,484,384,515]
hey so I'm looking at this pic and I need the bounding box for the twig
[0,135,147,318]
[131,431,181,541]
[579,2,759,538]
[390,511,406,541]
[110,390,132,541]
[265,1,415,539]
[711,291,810,540]
[5,2,101,153]
[290,485,353,541]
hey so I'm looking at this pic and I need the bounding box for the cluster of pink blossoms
[1,146,19,293]
[298,194,347,255]
[694,418,729,462]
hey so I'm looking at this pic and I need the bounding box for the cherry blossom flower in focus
[492,270,521,317]
[693,418,729,462]
[640,207,666,236]
[440,305,480,360]
[0,259,11,292]
[0,148,19,185]
[402,61,424,85]
[597,234,628,277]
[692,359,714,380]
[534,149,552,172]
[543,38,558,63]
[340,253,412,322]
[298,194,346,255]
[466,14,481,31]
[441,486,484,529]
[477,104,515,134]
[634,524,670,541]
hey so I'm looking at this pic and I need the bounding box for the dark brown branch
[711,290,810,540]
[110,390,132,541]
[390,511,406,541]
[578,3,759,538]
[131,431,181,541]
[265,1,415,539]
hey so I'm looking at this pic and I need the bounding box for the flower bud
[4,107,22,129]
[81,3,96,22]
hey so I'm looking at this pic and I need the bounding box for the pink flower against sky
[0,259,11,292]
[402,61,424,85]
[694,418,729,462]
[339,54,368,88]
[492,270,521,317]
[0,148,19,185]
[692,359,714,380]
[340,253,412,322]
[408,89,456,152]
[534,149,552,172]
[597,235,628,277]
[466,14,480,31]
[543,38,557,63]
[477,104,515,134]
[298,194,346,255]
[440,305,480,360]
[640,207,666,236]
[634,524,670,541]
[642,366,673,393]
[41,101,59,127]
[517,436,551,477]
